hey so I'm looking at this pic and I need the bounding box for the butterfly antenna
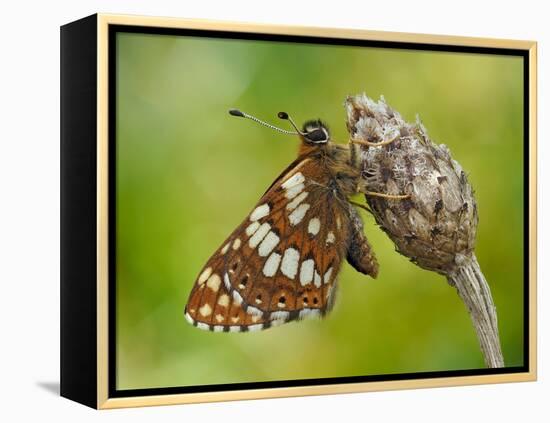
[277,111,305,135]
[229,109,299,135]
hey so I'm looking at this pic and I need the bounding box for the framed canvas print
[60,13,537,409]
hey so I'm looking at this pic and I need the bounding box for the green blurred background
[115,32,524,390]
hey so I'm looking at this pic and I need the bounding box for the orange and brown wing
[185,157,352,332]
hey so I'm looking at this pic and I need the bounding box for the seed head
[345,94,478,275]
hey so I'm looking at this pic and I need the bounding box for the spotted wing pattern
[185,157,353,332]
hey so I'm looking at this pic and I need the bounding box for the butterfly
[184,109,407,332]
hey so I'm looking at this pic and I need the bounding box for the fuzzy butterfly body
[185,116,379,332]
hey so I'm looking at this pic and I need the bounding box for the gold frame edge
[97,14,110,408]
[95,13,538,409]
[528,42,537,380]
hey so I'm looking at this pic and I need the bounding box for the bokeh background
[115,31,524,390]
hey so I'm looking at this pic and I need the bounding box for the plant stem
[447,254,504,368]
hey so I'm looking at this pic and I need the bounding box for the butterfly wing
[185,156,352,332]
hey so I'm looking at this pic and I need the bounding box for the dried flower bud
[345,93,503,368]
[345,94,478,276]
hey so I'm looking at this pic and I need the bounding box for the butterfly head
[276,112,330,146]
[301,119,330,145]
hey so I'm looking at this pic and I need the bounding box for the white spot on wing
[198,267,212,284]
[221,242,230,254]
[248,324,263,332]
[281,172,305,189]
[308,217,321,236]
[215,314,224,323]
[229,326,241,332]
[246,221,260,237]
[250,203,270,221]
[206,274,221,292]
[199,304,212,317]
[217,294,230,307]
[281,248,300,279]
[314,270,322,288]
[223,273,231,290]
[232,290,243,306]
[247,306,262,316]
[326,231,336,244]
[249,222,271,248]
[289,203,310,226]
[213,325,224,332]
[286,191,308,211]
[263,252,281,277]
[258,231,280,257]
[232,238,241,250]
[299,259,314,286]
[324,267,333,284]
[285,183,305,200]
[185,312,194,325]
[270,311,289,320]
[197,322,210,331]
[299,309,321,320]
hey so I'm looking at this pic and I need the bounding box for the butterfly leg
[356,178,410,200]
[345,204,379,278]
[364,190,410,199]
[347,134,399,169]
[349,133,400,148]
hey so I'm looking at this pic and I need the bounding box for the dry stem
[448,254,504,368]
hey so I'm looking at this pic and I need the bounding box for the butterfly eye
[302,119,329,144]
[304,128,328,143]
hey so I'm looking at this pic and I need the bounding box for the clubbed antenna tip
[228,109,245,117]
